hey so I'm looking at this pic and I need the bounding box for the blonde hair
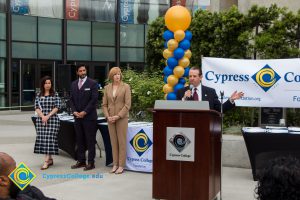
[108,67,122,81]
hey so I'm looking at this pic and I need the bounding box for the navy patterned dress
[34,92,61,155]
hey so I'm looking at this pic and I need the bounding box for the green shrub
[122,69,164,121]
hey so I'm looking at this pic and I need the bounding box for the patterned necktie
[193,88,199,101]
[78,79,83,90]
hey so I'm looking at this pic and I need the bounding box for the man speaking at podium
[176,67,244,112]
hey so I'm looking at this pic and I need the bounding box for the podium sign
[166,127,195,162]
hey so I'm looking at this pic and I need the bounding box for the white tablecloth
[126,122,153,172]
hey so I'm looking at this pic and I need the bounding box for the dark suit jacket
[69,77,99,120]
[176,85,235,113]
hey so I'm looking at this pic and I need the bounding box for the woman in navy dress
[34,76,61,170]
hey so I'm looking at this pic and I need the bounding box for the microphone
[185,85,194,100]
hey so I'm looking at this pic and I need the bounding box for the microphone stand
[220,91,224,200]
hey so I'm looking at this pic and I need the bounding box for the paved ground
[0,111,257,200]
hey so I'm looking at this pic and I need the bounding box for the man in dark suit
[177,66,244,112]
[69,65,98,171]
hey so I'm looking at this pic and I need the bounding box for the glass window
[92,22,115,46]
[12,42,37,59]
[67,45,91,61]
[38,44,61,60]
[11,0,63,18]
[0,13,5,39]
[120,47,144,62]
[12,15,37,42]
[11,61,20,108]
[0,59,6,109]
[0,41,5,57]
[92,47,115,61]
[0,0,6,12]
[67,20,91,45]
[120,24,144,47]
[91,0,116,22]
[38,18,62,43]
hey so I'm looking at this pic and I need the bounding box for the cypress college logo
[169,132,191,153]
[251,64,281,92]
[130,129,152,157]
[9,162,36,190]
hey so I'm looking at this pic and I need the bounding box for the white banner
[126,122,153,172]
[202,57,300,108]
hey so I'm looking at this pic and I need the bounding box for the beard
[79,74,87,79]
[9,180,20,199]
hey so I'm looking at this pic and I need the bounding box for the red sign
[171,0,187,6]
[66,0,79,20]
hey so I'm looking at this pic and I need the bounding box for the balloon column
[162,6,192,100]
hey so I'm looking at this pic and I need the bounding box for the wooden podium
[152,101,221,200]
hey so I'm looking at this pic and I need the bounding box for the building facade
[0,0,170,110]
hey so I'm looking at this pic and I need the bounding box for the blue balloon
[184,67,190,77]
[164,75,168,83]
[167,92,177,100]
[164,41,168,48]
[163,30,174,41]
[174,83,184,93]
[179,39,191,50]
[173,48,185,59]
[167,57,178,69]
[163,66,173,76]
[179,78,186,85]
[185,31,192,41]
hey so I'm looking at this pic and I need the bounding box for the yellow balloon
[173,66,185,78]
[179,57,190,68]
[163,84,173,94]
[184,49,192,59]
[163,49,173,59]
[167,75,178,86]
[174,30,185,42]
[165,6,191,32]
[167,39,178,51]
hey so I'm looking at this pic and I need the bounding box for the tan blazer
[102,82,131,119]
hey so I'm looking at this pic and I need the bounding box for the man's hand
[73,112,80,118]
[184,90,192,99]
[78,111,87,118]
[230,91,244,101]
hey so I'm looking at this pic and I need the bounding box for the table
[242,129,300,180]
[32,116,153,171]
[31,115,109,164]
[98,122,153,172]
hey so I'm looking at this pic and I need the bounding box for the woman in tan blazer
[102,67,131,174]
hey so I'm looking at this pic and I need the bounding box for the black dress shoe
[71,161,86,169]
[84,163,95,171]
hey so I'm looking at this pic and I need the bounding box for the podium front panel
[152,109,221,200]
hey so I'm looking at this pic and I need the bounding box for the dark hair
[256,156,300,200]
[190,66,202,76]
[39,76,55,97]
[76,64,87,71]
